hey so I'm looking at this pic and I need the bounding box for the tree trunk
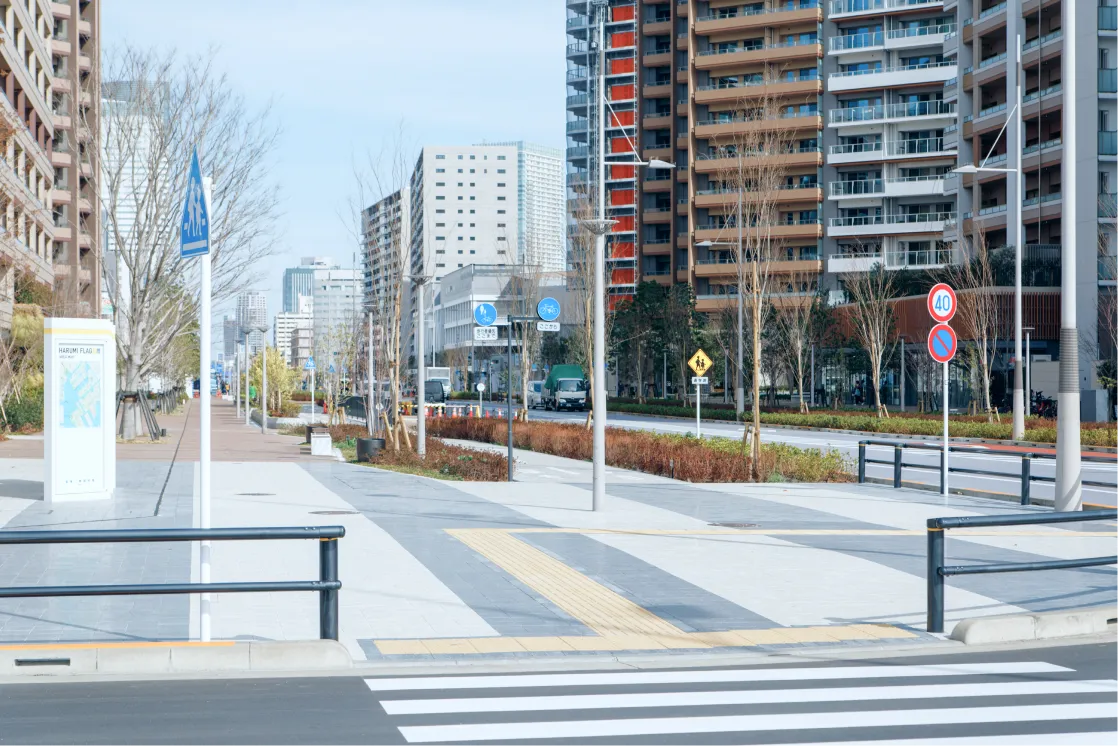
[120,357,145,440]
[750,289,761,482]
[797,347,808,414]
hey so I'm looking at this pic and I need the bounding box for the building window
[498,209,506,214]
[435,154,445,160]
[436,209,445,214]
[436,222,445,227]
[470,236,476,241]
[470,196,476,201]
[497,223,506,228]
[435,182,445,186]
[497,183,506,187]
[497,196,505,201]
[435,168,445,173]
[457,182,464,187]
[498,155,506,160]
[457,155,463,160]
[470,182,475,187]
[436,196,445,200]
[497,169,506,174]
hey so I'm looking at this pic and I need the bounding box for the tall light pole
[243,330,251,427]
[252,324,269,435]
[584,0,673,511]
[413,275,430,458]
[1055,0,1082,511]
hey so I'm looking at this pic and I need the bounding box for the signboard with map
[44,319,116,503]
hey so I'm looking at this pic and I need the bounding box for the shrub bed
[337,432,507,481]
[427,418,851,483]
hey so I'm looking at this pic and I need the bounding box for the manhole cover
[708,522,759,528]
[236,492,275,496]
[310,510,358,516]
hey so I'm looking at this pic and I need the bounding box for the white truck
[426,366,452,397]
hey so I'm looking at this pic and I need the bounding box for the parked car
[527,381,543,409]
[424,379,447,403]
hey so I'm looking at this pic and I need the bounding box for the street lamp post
[1024,326,1034,414]
[251,324,269,435]
[413,275,430,459]
[243,331,251,427]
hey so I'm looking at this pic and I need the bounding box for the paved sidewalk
[0,423,1112,662]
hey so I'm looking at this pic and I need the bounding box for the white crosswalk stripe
[365,662,1117,745]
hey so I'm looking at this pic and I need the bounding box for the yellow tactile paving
[370,527,926,657]
[447,528,687,639]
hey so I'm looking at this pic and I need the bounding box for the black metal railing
[0,526,345,640]
[926,510,1117,633]
[857,439,1117,505]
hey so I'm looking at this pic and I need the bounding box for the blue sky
[103,0,567,326]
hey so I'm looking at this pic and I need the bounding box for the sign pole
[696,380,701,438]
[507,321,514,481]
[198,176,213,642]
[311,366,316,420]
[942,361,949,498]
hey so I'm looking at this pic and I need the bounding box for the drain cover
[708,522,759,528]
[310,510,358,516]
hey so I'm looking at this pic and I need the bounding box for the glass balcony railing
[829,141,883,155]
[887,22,955,40]
[1101,68,1118,94]
[1101,6,1118,32]
[829,32,884,52]
[828,100,955,123]
[830,179,885,196]
[978,2,1007,21]
[978,51,1008,70]
[1101,130,1118,156]
[887,137,947,155]
[830,60,954,80]
[829,211,954,227]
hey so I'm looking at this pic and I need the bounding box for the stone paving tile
[301,462,591,638]
[521,532,778,633]
[0,460,194,644]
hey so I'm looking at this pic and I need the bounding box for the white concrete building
[283,257,333,313]
[274,295,312,365]
[237,291,267,356]
[486,141,566,272]
[312,268,360,357]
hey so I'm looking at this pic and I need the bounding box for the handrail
[0,526,346,640]
[926,509,1116,632]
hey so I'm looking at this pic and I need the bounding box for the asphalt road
[469,405,1115,506]
[1,642,1113,744]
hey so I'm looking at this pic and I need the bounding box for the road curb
[0,640,352,677]
[950,605,1118,645]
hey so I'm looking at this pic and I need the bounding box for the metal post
[591,5,607,513]
[416,278,427,459]
[235,344,241,418]
[899,338,905,412]
[260,336,268,435]
[368,313,375,435]
[1025,329,1031,414]
[942,361,949,497]
[1011,24,1026,441]
[198,178,213,642]
[318,538,339,641]
[810,343,815,408]
[857,442,866,483]
[244,333,250,427]
[311,365,316,423]
[662,349,667,399]
[927,526,945,633]
[893,445,903,488]
[1055,0,1082,511]
[1020,454,1032,506]
[507,320,514,481]
[696,379,701,438]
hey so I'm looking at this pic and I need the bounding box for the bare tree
[843,263,898,418]
[568,188,613,428]
[507,259,545,421]
[773,272,818,413]
[347,129,414,449]
[712,85,797,478]
[948,227,1000,421]
[99,48,280,439]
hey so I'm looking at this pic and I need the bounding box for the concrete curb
[950,605,1118,645]
[0,640,352,677]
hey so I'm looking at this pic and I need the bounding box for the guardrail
[926,510,1117,633]
[857,439,1116,504]
[0,526,345,640]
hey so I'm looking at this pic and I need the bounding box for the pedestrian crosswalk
[364,661,1117,744]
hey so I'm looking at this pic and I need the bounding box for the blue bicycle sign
[474,303,497,327]
[536,297,561,322]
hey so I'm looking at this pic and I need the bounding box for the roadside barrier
[925,509,1117,633]
[857,439,1116,504]
[0,526,345,641]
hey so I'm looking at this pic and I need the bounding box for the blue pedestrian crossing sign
[536,297,561,322]
[474,303,497,326]
[304,357,316,371]
[328,362,337,374]
[180,149,209,258]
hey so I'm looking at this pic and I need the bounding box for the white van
[527,381,543,409]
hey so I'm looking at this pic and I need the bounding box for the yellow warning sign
[687,349,712,376]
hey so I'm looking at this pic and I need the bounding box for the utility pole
[1008,18,1026,441]
[736,190,745,417]
[1055,0,1082,511]
[414,276,429,458]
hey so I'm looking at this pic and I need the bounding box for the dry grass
[335,429,507,481]
[427,418,852,483]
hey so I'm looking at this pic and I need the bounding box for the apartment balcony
[643,176,671,192]
[566,118,588,135]
[643,51,672,67]
[1102,69,1118,96]
[694,40,821,71]
[692,257,823,279]
[694,78,821,105]
[829,31,884,55]
[828,61,956,93]
[1101,130,1118,158]
[694,113,822,139]
[828,100,955,127]
[643,20,671,35]
[644,271,672,286]
[827,210,954,238]
[827,246,952,273]
[643,113,672,130]
[828,175,947,200]
[693,185,822,209]
[694,2,821,35]
[829,0,945,20]
[969,1,1008,36]
[641,207,672,224]
[695,220,822,243]
[1103,5,1118,33]
[642,240,672,255]
[643,83,672,99]
[693,149,823,173]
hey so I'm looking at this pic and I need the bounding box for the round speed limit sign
[927,283,957,324]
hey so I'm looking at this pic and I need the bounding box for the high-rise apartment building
[312,267,360,357]
[487,141,567,271]
[566,0,639,307]
[51,0,100,316]
[0,0,99,327]
[363,189,411,310]
[821,0,957,296]
[274,296,312,366]
[237,291,267,356]
[222,315,239,358]
[282,256,332,313]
